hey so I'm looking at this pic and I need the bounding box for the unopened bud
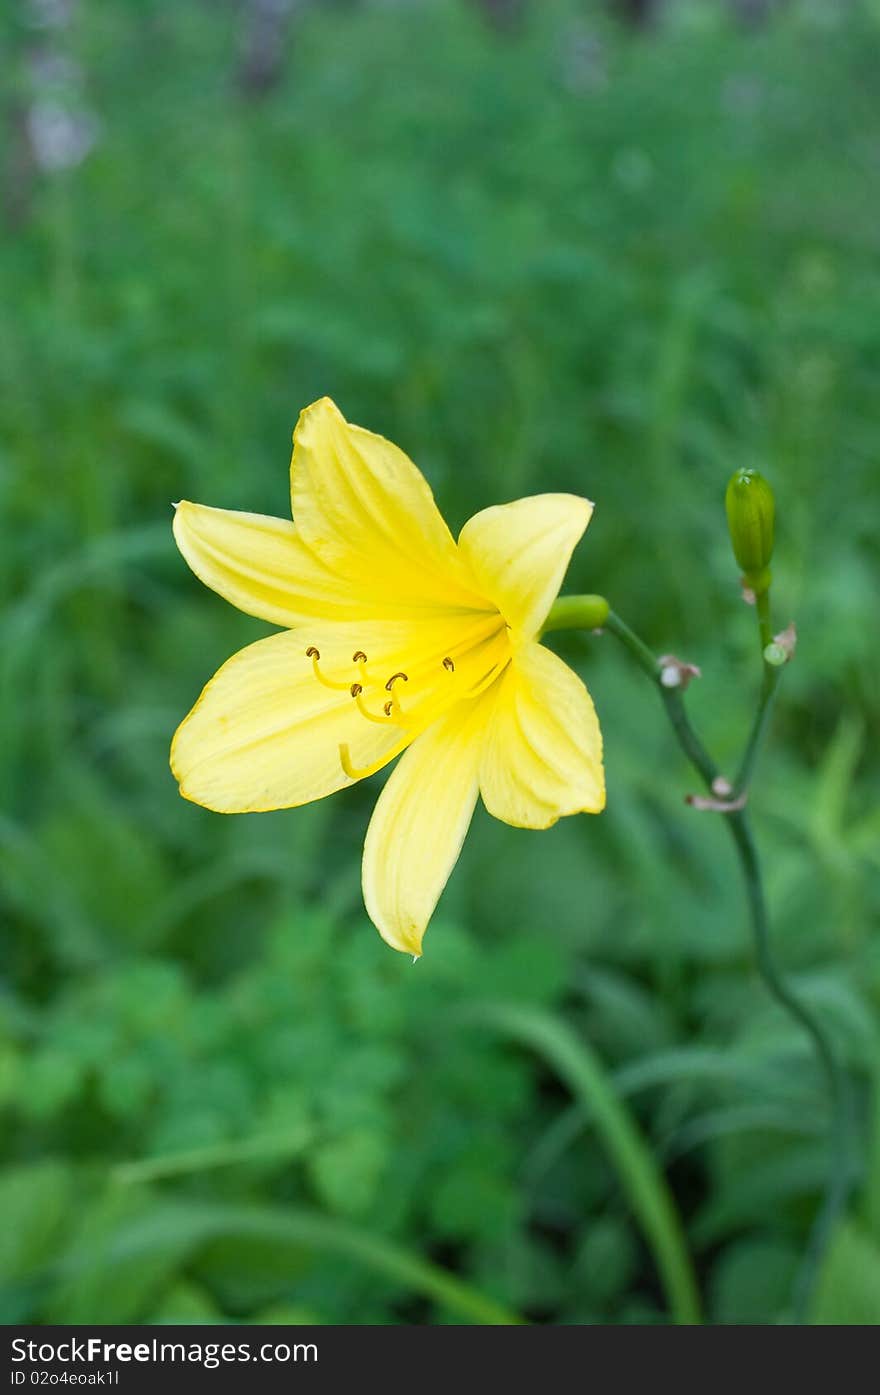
[725,468,775,594]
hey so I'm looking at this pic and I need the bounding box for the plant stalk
[544,597,853,1321]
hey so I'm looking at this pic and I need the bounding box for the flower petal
[479,641,605,829]
[291,398,488,613]
[171,630,410,813]
[173,500,385,627]
[457,494,593,640]
[362,697,491,956]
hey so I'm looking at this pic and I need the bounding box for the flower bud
[725,468,775,591]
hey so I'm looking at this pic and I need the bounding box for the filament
[339,735,412,781]
[306,646,351,691]
[355,689,395,725]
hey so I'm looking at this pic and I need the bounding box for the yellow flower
[171,398,604,956]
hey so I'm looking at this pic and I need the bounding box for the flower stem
[542,593,610,635]
[723,807,852,1321]
[733,661,781,798]
[601,609,659,680]
[549,597,852,1322]
[756,588,773,651]
[603,612,720,789]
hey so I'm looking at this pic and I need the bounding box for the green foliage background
[2,0,879,1325]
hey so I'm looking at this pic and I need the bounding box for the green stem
[545,596,853,1322]
[756,589,773,651]
[603,612,719,789]
[725,810,853,1320]
[733,661,781,798]
[541,593,609,635]
[659,686,719,792]
[602,609,659,679]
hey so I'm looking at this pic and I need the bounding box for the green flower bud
[725,468,775,590]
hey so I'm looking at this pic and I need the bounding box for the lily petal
[458,494,593,640]
[173,500,393,626]
[171,630,410,812]
[479,641,605,828]
[362,697,491,955]
[291,398,488,613]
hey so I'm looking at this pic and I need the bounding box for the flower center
[304,618,510,780]
[305,645,500,728]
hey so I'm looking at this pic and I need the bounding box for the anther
[383,700,394,717]
[442,657,455,672]
[350,682,363,698]
[385,671,409,690]
[307,646,351,691]
[352,650,368,664]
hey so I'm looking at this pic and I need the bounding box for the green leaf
[55,1201,523,1326]
[147,1281,223,1325]
[0,1161,73,1286]
[710,1239,798,1324]
[50,1187,194,1324]
[811,1222,880,1325]
[468,1003,702,1325]
[307,1129,389,1217]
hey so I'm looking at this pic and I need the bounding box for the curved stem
[659,686,720,792]
[603,609,660,680]
[581,601,852,1321]
[603,612,719,789]
[725,809,853,1320]
[733,662,781,798]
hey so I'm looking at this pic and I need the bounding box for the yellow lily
[171,398,604,956]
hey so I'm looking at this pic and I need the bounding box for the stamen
[385,671,409,690]
[306,646,351,691]
[339,735,411,781]
[355,690,395,725]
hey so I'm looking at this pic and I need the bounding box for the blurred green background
[2,0,880,1326]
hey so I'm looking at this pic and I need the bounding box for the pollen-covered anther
[383,700,394,717]
[350,649,372,685]
[442,657,455,672]
[385,672,409,690]
[350,682,363,698]
[307,646,351,692]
